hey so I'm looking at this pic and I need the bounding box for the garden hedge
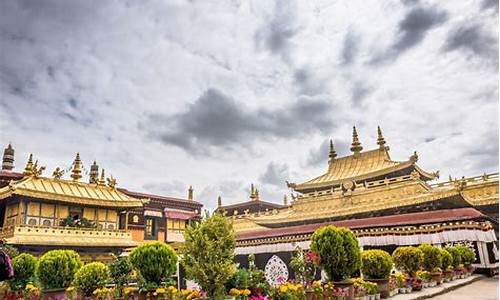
[392,246,423,276]
[310,226,361,281]
[361,249,393,279]
[72,262,110,296]
[37,249,82,289]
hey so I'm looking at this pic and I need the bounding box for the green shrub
[129,242,177,288]
[440,249,453,269]
[445,247,462,268]
[455,246,475,265]
[392,246,423,276]
[418,244,442,272]
[109,257,132,289]
[226,268,251,290]
[361,249,393,279]
[37,250,82,289]
[72,262,110,296]
[310,226,361,281]
[10,253,38,290]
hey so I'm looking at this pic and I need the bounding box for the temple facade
[228,127,498,283]
[0,144,202,261]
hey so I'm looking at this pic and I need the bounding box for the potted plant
[417,244,442,285]
[289,246,319,298]
[360,250,392,299]
[72,262,110,298]
[387,277,398,297]
[416,271,431,288]
[445,247,462,279]
[310,226,361,300]
[392,246,423,277]
[37,249,82,300]
[362,281,379,300]
[109,256,133,299]
[129,241,178,299]
[9,253,38,294]
[394,273,409,294]
[439,249,453,282]
[351,278,367,300]
[455,246,476,275]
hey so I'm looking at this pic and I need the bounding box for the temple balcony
[0,224,138,248]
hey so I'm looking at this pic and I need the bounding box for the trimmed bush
[310,226,361,281]
[440,248,453,269]
[455,246,475,265]
[37,250,82,289]
[418,244,442,272]
[129,241,177,287]
[361,249,393,279]
[109,257,132,289]
[445,247,462,268]
[392,246,423,276]
[72,262,110,296]
[11,253,38,290]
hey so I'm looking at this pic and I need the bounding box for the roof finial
[255,188,259,200]
[89,160,99,184]
[283,194,288,206]
[250,183,257,200]
[377,126,386,149]
[2,143,14,171]
[24,154,34,176]
[188,185,194,200]
[98,169,106,185]
[328,139,337,161]
[70,153,82,181]
[217,195,222,207]
[350,126,363,154]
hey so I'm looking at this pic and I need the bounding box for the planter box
[365,278,390,299]
[334,281,354,300]
[388,289,398,297]
[430,272,442,285]
[42,288,66,300]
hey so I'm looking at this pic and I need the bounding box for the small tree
[455,246,475,266]
[439,248,453,269]
[180,213,237,299]
[72,262,110,296]
[129,242,177,290]
[10,253,38,290]
[109,257,133,294]
[445,247,462,268]
[418,244,442,272]
[361,250,393,279]
[37,249,82,289]
[310,226,361,282]
[392,246,423,276]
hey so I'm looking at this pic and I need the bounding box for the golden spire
[24,154,34,176]
[2,143,14,170]
[283,194,288,206]
[98,169,106,185]
[350,126,363,154]
[249,183,257,200]
[255,188,259,200]
[188,185,194,200]
[217,195,222,207]
[89,160,99,184]
[328,139,337,161]
[377,126,386,149]
[70,153,82,181]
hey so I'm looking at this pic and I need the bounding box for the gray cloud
[306,139,330,167]
[259,162,290,187]
[341,30,360,65]
[143,88,337,154]
[371,6,448,64]
[254,0,299,63]
[351,81,372,106]
[142,180,187,198]
[293,67,327,96]
[481,0,499,12]
[443,24,498,64]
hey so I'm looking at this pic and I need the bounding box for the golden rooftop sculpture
[350,126,363,155]
[70,153,82,181]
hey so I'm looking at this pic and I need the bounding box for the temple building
[216,184,285,217]
[0,144,202,260]
[228,127,498,283]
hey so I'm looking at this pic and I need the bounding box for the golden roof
[292,147,437,192]
[0,176,146,208]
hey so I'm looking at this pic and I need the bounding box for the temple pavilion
[227,127,498,283]
[0,144,202,261]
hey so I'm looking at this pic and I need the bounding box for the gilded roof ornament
[89,161,99,184]
[98,169,106,185]
[410,151,418,163]
[250,183,258,200]
[31,160,45,178]
[217,195,222,207]
[52,167,64,179]
[350,126,363,155]
[328,139,337,161]
[70,153,83,181]
[283,194,288,206]
[377,126,386,149]
[188,185,194,200]
[24,154,34,176]
[106,175,117,189]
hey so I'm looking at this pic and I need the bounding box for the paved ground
[430,276,498,300]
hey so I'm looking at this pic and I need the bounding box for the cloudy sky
[0,0,498,210]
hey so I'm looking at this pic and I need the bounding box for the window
[167,219,187,232]
[146,218,155,237]
[69,206,83,220]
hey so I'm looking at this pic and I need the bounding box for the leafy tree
[392,246,423,276]
[310,226,361,282]
[361,249,393,279]
[72,262,110,296]
[109,256,133,295]
[37,249,82,289]
[180,213,237,299]
[129,242,177,289]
